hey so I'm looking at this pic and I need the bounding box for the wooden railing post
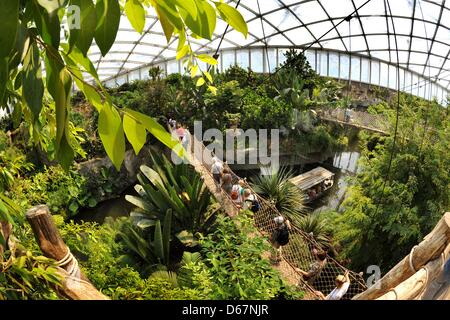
[26,205,109,300]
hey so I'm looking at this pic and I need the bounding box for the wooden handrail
[354,212,450,300]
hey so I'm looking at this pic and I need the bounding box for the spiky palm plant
[250,167,307,224]
[126,152,218,247]
[296,212,333,252]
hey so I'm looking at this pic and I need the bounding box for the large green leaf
[61,44,100,83]
[22,43,44,120]
[123,113,147,155]
[179,0,215,40]
[173,0,197,18]
[215,2,248,38]
[154,0,183,31]
[0,59,8,105]
[95,0,121,56]
[36,0,65,13]
[140,165,164,188]
[69,0,97,56]
[9,22,30,71]
[124,108,185,159]
[125,0,146,34]
[34,3,61,48]
[156,6,174,43]
[45,52,72,148]
[125,195,154,211]
[0,0,19,59]
[98,103,125,170]
[153,220,164,262]
[162,210,172,264]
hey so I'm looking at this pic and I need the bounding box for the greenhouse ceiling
[80,0,450,101]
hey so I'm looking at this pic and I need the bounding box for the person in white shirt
[211,157,223,187]
[316,271,351,300]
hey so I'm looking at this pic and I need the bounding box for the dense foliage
[327,96,449,271]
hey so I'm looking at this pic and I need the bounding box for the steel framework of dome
[81,0,449,104]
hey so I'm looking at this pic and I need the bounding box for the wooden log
[354,212,450,300]
[26,205,109,300]
[55,269,109,300]
[376,242,449,300]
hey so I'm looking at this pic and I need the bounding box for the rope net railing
[318,109,390,134]
[185,132,367,300]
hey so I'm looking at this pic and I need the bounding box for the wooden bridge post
[26,205,109,300]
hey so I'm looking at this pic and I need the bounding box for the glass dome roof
[82,0,450,100]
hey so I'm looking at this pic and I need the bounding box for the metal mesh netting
[185,132,367,300]
[318,109,390,134]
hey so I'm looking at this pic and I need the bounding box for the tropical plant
[274,68,311,111]
[296,213,333,253]
[279,49,317,93]
[241,87,293,130]
[126,152,218,247]
[118,211,172,273]
[251,167,307,224]
[327,95,449,271]
[197,212,304,300]
[0,0,248,172]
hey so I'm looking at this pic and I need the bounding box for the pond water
[74,185,137,224]
[310,143,360,213]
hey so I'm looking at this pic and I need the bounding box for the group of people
[270,216,351,300]
[211,157,260,212]
[210,154,350,300]
[306,178,333,201]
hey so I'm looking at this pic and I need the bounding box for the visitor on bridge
[221,168,233,194]
[211,156,224,188]
[296,248,327,286]
[175,123,186,142]
[316,271,351,300]
[242,189,260,213]
[270,215,291,265]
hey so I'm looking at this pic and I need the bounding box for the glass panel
[167,60,179,74]
[404,71,412,92]
[236,50,250,69]
[128,70,140,82]
[305,50,316,71]
[266,48,277,73]
[140,67,150,80]
[340,54,349,80]
[419,81,426,98]
[222,50,235,72]
[251,49,264,73]
[398,68,405,91]
[371,60,380,85]
[351,57,360,82]
[361,58,370,83]
[320,51,328,76]
[380,63,388,87]
[116,75,127,86]
[388,65,397,90]
[411,74,419,96]
[329,52,339,78]
[278,48,288,66]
